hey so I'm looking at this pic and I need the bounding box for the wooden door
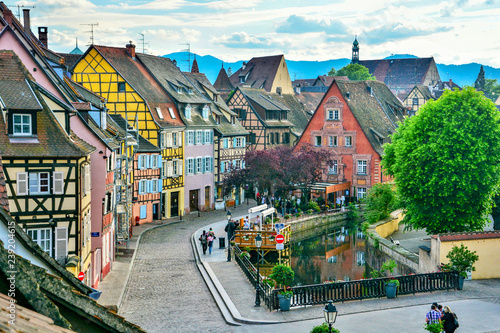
[170,192,179,217]
[205,186,210,210]
[189,190,198,212]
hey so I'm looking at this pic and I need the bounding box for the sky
[12,0,500,67]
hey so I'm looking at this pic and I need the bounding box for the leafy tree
[363,183,397,224]
[226,145,334,198]
[344,202,361,234]
[491,195,500,230]
[383,87,500,234]
[474,65,486,91]
[328,63,375,81]
[483,78,500,101]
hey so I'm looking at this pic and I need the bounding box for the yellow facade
[73,47,185,219]
[270,57,295,95]
[439,237,500,279]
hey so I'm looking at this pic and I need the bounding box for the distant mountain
[164,52,500,88]
[384,54,419,59]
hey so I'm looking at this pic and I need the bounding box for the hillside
[164,52,500,88]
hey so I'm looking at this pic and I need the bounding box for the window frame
[345,136,352,147]
[357,160,367,175]
[13,113,32,136]
[315,136,322,147]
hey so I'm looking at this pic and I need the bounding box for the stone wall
[288,211,349,242]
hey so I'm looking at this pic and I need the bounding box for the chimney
[23,9,31,35]
[4,8,13,26]
[38,27,48,48]
[276,87,282,96]
[242,61,247,70]
[126,41,136,59]
[449,79,453,87]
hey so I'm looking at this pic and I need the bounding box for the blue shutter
[210,131,214,143]
[146,156,150,169]
[145,180,150,193]
[242,137,246,146]
[233,137,237,148]
[138,155,143,169]
[211,157,214,172]
[157,179,162,193]
[150,155,155,169]
[140,205,147,219]
[242,160,245,169]
[220,161,225,173]
[158,155,162,169]
[202,158,206,173]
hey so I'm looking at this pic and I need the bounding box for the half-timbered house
[185,66,249,204]
[0,51,95,279]
[402,85,436,115]
[111,114,162,224]
[296,80,406,201]
[137,55,216,213]
[71,43,186,219]
[227,87,293,151]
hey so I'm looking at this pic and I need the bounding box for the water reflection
[290,228,366,286]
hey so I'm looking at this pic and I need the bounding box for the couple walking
[199,229,216,255]
[426,302,459,332]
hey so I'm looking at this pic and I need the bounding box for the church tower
[351,36,359,64]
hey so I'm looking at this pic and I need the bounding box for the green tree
[474,65,486,91]
[383,87,500,234]
[483,78,500,101]
[444,244,479,278]
[363,183,397,224]
[328,63,375,81]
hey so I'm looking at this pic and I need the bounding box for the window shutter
[158,155,162,170]
[84,164,91,194]
[157,179,162,193]
[202,158,206,173]
[145,155,150,169]
[177,132,182,147]
[146,180,151,193]
[220,161,225,173]
[241,160,245,169]
[167,161,173,177]
[233,137,237,148]
[177,161,183,176]
[167,133,173,147]
[210,131,214,144]
[223,138,228,149]
[138,181,143,195]
[211,157,214,172]
[140,205,147,219]
[55,227,68,259]
[53,172,64,194]
[138,155,143,169]
[242,137,246,147]
[17,172,28,195]
[150,155,155,169]
[201,132,206,145]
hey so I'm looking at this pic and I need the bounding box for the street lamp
[226,210,232,262]
[324,300,338,333]
[254,233,262,307]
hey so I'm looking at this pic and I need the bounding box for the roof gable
[229,55,284,92]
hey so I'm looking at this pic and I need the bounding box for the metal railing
[233,246,459,311]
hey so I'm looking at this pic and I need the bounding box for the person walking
[207,233,215,254]
[426,304,442,325]
[442,306,459,333]
[199,230,208,255]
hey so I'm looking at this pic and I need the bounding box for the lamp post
[226,210,232,262]
[254,233,262,307]
[324,300,338,333]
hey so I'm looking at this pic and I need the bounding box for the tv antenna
[179,42,191,72]
[81,23,99,45]
[8,4,36,20]
[138,33,150,54]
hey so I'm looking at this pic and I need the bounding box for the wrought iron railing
[233,246,459,311]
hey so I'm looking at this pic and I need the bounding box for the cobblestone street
[118,203,254,333]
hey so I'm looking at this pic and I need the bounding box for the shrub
[308,201,321,212]
[364,183,397,224]
[443,244,479,278]
[310,323,340,333]
[284,214,291,220]
[424,322,443,333]
[269,264,294,295]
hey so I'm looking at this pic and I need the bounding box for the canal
[290,228,367,285]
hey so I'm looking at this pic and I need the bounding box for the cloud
[364,22,453,44]
[142,29,181,40]
[275,15,348,35]
[212,31,290,49]
[182,28,201,42]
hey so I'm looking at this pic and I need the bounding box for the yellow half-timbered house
[72,43,185,218]
[0,51,95,279]
[402,85,436,115]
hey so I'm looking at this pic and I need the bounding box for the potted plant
[239,251,250,260]
[380,260,399,298]
[310,323,341,333]
[284,214,291,220]
[442,244,479,290]
[263,278,275,289]
[269,264,295,311]
[424,322,444,333]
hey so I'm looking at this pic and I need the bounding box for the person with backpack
[199,231,208,255]
[207,233,215,254]
[442,305,459,333]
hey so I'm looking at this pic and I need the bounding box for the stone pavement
[97,202,500,332]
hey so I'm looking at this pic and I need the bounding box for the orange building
[296,80,406,200]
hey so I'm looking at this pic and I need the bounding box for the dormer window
[202,105,210,119]
[231,116,235,125]
[239,76,245,84]
[185,105,192,119]
[186,87,193,94]
[215,115,220,124]
[13,114,32,135]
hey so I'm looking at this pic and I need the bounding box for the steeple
[69,38,83,55]
[191,55,199,73]
[351,35,359,64]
